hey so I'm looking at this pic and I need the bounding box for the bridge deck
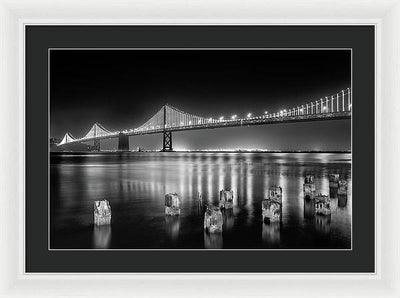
[67,111,351,144]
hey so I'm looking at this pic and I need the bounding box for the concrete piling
[303,175,316,200]
[328,174,340,198]
[94,199,112,226]
[329,173,339,186]
[338,180,348,197]
[314,194,331,216]
[338,180,348,207]
[268,185,283,202]
[165,193,181,216]
[219,189,234,209]
[262,186,283,223]
[204,205,223,233]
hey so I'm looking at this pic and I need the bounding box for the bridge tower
[161,105,173,152]
[118,133,130,151]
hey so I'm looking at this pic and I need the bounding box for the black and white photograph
[49,49,352,250]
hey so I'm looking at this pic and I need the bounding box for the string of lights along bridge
[58,88,352,151]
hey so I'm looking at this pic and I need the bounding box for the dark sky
[50,49,351,150]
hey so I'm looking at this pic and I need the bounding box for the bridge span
[57,88,352,151]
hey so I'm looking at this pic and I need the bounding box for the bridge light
[247,113,252,118]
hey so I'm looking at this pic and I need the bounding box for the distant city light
[180,122,184,125]
[247,113,252,118]
[189,121,192,125]
[231,115,237,120]
[219,116,224,121]
[264,111,268,114]
[208,118,212,123]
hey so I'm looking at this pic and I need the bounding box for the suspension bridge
[56,88,352,151]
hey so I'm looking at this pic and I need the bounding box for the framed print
[25,25,373,273]
[49,48,353,251]
[2,0,400,296]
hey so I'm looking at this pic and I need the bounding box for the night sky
[50,49,351,151]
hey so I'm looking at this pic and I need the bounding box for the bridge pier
[93,139,100,151]
[118,133,130,151]
[161,131,173,152]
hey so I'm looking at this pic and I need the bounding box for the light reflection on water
[50,152,351,249]
[93,225,112,249]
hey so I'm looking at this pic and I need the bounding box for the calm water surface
[50,152,351,249]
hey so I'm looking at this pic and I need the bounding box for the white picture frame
[0,0,398,296]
